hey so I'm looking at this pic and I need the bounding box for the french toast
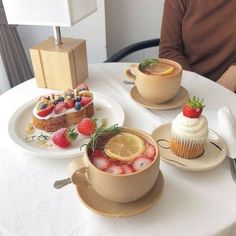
[32,84,94,132]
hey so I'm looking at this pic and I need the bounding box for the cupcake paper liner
[170,137,206,159]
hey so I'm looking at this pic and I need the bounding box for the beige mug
[68,127,160,203]
[125,58,182,104]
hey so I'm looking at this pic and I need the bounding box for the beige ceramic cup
[125,58,182,104]
[68,127,160,203]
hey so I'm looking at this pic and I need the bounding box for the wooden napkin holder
[30,37,88,91]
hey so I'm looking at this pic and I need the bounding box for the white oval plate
[151,123,227,171]
[8,92,125,159]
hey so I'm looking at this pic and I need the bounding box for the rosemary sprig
[25,132,49,142]
[139,58,158,72]
[25,135,37,142]
[85,123,121,151]
[38,133,50,141]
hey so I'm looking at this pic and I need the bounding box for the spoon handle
[54,177,72,189]
[123,80,134,85]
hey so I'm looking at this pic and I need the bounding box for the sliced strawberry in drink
[121,164,134,174]
[55,102,67,114]
[106,164,124,175]
[132,157,152,171]
[143,142,156,159]
[92,149,104,158]
[92,156,111,171]
[111,159,122,166]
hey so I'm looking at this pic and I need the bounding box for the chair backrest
[104,38,160,62]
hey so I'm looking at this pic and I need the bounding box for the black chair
[104,38,160,63]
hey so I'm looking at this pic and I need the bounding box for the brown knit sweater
[159,0,236,81]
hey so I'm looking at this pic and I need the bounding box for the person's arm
[159,0,191,70]
[216,65,236,92]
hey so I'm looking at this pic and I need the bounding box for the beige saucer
[76,170,164,218]
[130,86,189,110]
[151,123,227,171]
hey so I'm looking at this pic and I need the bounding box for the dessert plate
[8,92,125,159]
[130,86,189,110]
[151,123,227,171]
[76,170,164,217]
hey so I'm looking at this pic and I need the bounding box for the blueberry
[57,96,64,102]
[74,96,82,102]
[39,103,48,110]
[74,101,82,110]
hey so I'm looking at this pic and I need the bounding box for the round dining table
[1,63,236,236]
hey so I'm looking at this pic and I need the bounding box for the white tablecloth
[0,63,236,236]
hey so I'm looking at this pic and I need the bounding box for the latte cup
[68,127,160,203]
[125,58,182,104]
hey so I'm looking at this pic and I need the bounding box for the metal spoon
[123,80,134,85]
[54,177,72,189]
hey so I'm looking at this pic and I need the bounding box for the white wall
[17,0,106,64]
[17,0,164,64]
[105,0,164,62]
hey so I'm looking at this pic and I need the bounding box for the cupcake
[170,96,208,159]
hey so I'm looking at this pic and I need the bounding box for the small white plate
[151,123,227,171]
[8,92,125,159]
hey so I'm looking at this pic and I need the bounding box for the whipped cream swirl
[171,113,208,141]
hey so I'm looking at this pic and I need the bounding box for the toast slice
[32,85,94,132]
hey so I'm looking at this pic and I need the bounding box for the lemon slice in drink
[146,63,175,76]
[156,63,175,76]
[104,132,145,161]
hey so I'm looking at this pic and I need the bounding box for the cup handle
[68,156,89,187]
[125,64,137,81]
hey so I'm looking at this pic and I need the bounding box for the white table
[1,63,236,236]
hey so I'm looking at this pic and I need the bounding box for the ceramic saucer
[130,86,189,110]
[151,123,227,171]
[76,170,164,218]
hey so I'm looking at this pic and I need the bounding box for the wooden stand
[30,37,88,90]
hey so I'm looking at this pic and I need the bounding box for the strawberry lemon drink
[69,125,160,202]
[87,125,156,175]
[125,58,182,104]
[139,58,179,76]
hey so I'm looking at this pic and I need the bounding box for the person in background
[159,0,236,92]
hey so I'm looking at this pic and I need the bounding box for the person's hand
[216,65,236,92]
